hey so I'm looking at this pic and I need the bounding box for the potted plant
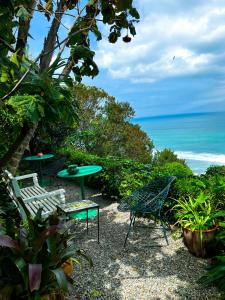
[173,192,224,258]
[0,197,91,299]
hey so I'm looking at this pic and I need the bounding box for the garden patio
[49,178,222,300]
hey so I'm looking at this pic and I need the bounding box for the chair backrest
[137,176,176,213]
[118,176,176,214]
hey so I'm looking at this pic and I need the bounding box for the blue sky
[29,0,225,117]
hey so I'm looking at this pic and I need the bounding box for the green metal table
[23,154,54,184]
[57,165,102,199]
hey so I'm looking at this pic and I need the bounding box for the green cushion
[68,209,97,220]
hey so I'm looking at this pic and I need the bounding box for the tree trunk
[16,0,37,59]
[39,0,65,72]
[0,123,38,175]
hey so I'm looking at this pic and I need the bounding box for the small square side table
[58,200,100,243]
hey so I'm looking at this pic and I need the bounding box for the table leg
[97,206,100,244]
[39,160,43,185]
[80,177,85,199]
[86,209,89,234]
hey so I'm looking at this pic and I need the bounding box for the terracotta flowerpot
[61,258,74,277]
[183,226,218,258]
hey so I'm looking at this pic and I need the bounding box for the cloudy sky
[30,0,225,117]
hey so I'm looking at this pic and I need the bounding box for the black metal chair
[118,176,176,247]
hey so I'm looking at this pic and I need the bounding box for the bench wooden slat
[4,170,66,218]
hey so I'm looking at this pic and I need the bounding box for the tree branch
[0,37,16,53]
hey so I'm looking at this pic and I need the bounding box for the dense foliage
[57,145,193,200]
[0,196,89,299]
[0,0,140,174]
[199,225,225,290]
[36,83,154,163]
[58,145,153,199]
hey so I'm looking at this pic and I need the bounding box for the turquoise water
[133,112,225,174]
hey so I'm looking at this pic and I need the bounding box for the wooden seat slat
[3,170,65,218]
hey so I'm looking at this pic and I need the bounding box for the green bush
[151,162,193,179]
[201,175,225,211]
[57,146,152,200]
[205,165,225,176]
[153,148,186,166]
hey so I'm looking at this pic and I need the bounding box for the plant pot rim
[183,224,219,233]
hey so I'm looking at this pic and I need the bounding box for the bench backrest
[2,170,28,219]
[2,170,65,218]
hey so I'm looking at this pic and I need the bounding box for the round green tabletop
[23,154,54,161]
[57,165,102,178]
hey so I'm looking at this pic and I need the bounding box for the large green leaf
[7,95,45,123]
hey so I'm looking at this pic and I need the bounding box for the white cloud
[95,0,225,83]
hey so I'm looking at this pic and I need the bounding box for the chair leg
[161,223,169,245]
[132,215,136,227]
[124,213,135,248]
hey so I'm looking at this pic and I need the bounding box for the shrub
[201,175,225,211]
[151,162,193,179]
[205,165,225,177]
[153,148,186,166]
[57,146,152,200]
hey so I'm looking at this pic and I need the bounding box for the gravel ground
[49,178,223,300]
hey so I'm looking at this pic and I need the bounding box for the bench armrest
[23,189,65,204]
[14,173,39,187]
[14,173,38,181]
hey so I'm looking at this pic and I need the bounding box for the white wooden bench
[3,170,65,218]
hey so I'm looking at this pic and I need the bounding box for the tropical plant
[173,193,225,257]
[0,197,90,299]
[173,193,223,231]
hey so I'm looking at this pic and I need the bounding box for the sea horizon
[132,111,225,174]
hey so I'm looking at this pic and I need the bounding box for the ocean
[133,112,225,174]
